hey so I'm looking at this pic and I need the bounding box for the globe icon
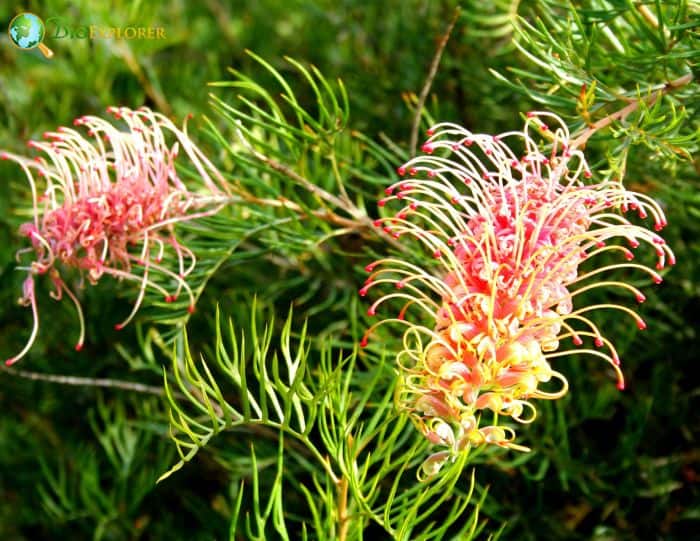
[9,13,44,48]
[8,12,53,57]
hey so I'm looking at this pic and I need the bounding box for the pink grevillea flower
[2,106,230,365]
[360,112,673,476]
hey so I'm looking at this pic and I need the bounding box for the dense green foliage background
[1,1,698,540]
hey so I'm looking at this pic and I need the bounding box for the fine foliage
[1,1,698,540]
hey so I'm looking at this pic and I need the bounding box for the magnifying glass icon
[8,12,54,59]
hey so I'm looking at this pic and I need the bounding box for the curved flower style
[360,112,673,475]
[2,106,230,365]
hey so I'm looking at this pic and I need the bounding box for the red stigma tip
[526,111,535,118]
[616,381,625,391]
[385,187,394,195]
[0,153,7,160]
[367,308,376,316]
[433,250,442,259]
[653,275,663,284]
[165,295,173,303]
[422,143,434,154]
[187,305,196,314]
[360,337,368,348]
[594,338,604,347]
[373,219,382,227]
[426,128,434,136]
[5,358,17,366]
[540,124,549,131]
[636,293,646,303]
[359,287,368,297]
[409,202,418,210]
[114,324,124,331]
[378,199,386,207]
[636,319,647,330]
[572,336,583,346]
[75,343,83,352]
[396,281,405,289]
[584,170,592,178]
[409,167,417,176]
[365,264,375,272]
[397,166,406,176]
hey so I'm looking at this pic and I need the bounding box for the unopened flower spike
[2,106,231,365]
[361,111,674,476]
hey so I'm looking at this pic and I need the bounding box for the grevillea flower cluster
[2,106,230,365]
[360,112,673,476]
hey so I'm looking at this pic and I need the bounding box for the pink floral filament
[2,106,230,365]
[361,112,673,475]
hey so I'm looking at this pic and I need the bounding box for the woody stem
[570,73,693,150]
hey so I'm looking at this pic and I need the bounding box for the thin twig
[636,3,659,28]
[235,124,408,252]
[235,124,350,211]
[409,7,461,157]
[337,475,350,541]
[570,73,693,150]
[635,3,671,40]
[1,364,182,398]
[115,42,172,116]
[237,191,360,229]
